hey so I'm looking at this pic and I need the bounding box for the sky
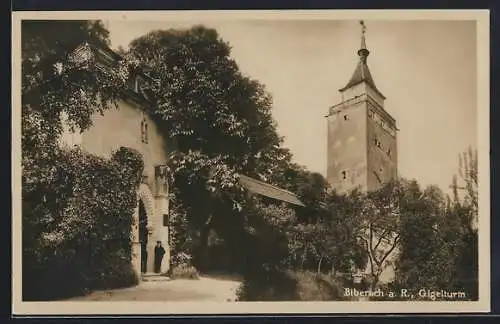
[107,19,478,192]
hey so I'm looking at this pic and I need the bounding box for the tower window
[343,114,349,121]
[374,137,381,148]
[341,170,348,180]
[387,148,392,156]
[141,117,148,144]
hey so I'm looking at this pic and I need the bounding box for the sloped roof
[238,174,305,207]
[340,59,375,91]
[339,59,385,100]
[339,29,385,100]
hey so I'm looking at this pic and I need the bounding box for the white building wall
[59,98,172,277]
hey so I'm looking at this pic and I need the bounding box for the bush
[236,267,298,301]
[170,263,200,280]
[22,146,143,300]
[171,251,193,268]
[91,251,140,290]
[236,269,347,301]
[292,271,345,301]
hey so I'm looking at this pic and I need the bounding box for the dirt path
[67,276,242,302]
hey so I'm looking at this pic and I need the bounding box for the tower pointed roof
[339,21,385,99]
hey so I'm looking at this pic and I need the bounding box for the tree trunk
[370,271,381,290]
[317,255,324,275]
[197,212,214,273]
[199,224,210,273]
[301,247,307,270]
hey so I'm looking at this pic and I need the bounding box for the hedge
[22,146,144,300]
[236,269,348,301]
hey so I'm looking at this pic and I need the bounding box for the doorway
[138,199,148,273]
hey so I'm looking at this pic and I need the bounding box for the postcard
[12,9,490,315]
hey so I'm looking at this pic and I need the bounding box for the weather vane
[360,20,366,34]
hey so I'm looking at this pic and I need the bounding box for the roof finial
[358,20,369,62]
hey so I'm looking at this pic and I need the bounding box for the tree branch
[379,234,400,265]
[373,228,389,252]
[368,223,374,254]
[360,235,375,277]
[205,213,213,226]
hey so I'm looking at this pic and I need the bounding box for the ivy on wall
[21,20,148,300]
[22,146,144,300]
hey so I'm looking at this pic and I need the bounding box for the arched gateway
[131,182,170,278]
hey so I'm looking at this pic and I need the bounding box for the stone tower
[326,21,398,194]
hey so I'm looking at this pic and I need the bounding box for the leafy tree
[285,221,324,272]
[394,146,479,300]
[125,26,294,270]
[126,26,284,175]
[448,146,479,299]
[395,181,457,293]
[284,166,330,223]
[21,20,139,299]
[452,146,478,233]
[324,189,368,275]
[281,186,367,276]
[358,180,402,289]
[22,20,130,154]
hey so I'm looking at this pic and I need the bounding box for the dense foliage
[126,26,284,176]
[236,169,478,301]
[394,147,479,300]
[125,26,295,271]
[23,146,144,300]
[236,269,348,301]
[22,20,130,157]
[123,25,478,301]
[21,20,479,302]
[21,20,142,300]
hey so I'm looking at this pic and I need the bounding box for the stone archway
[138,183,155,228]
[131,183,156,276]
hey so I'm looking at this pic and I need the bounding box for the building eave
[338,80,386,101]
[238,174,305,207]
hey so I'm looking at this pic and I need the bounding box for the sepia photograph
[12,10,490,315]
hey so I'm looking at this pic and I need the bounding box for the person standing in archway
[154,241,165,273]
[141,245,148,273]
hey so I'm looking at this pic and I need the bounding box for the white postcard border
[11,9,491,315]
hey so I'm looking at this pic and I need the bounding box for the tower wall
[366,98,398,191]
[326,97,368,194]
[326,21,399,287]
[327,92,398,194]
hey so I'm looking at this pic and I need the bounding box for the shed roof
[238,174,305,207]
